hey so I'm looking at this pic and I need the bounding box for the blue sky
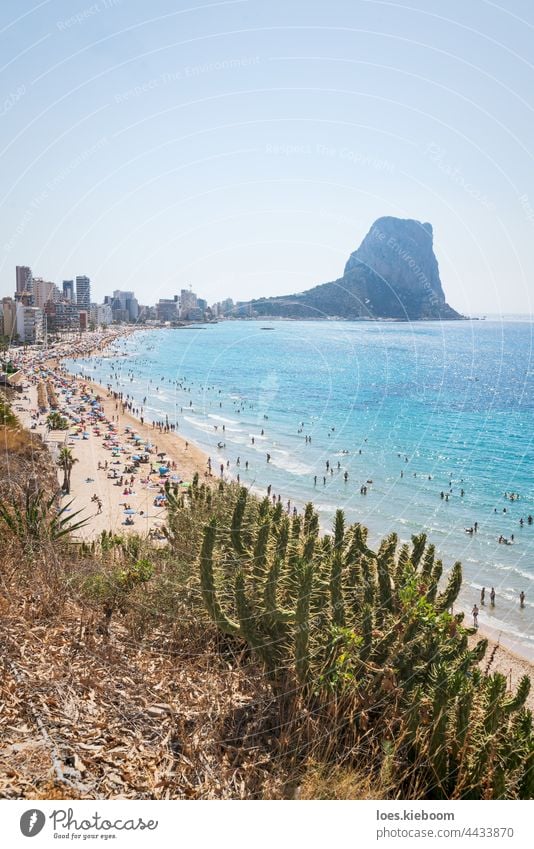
[1,0,534,314]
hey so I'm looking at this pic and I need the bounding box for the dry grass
[1,398,532,801]
[0,414,57,503]
[0,556,286,799]
[297,763,387,800]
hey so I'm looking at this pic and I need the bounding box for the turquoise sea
[66,319,534,655]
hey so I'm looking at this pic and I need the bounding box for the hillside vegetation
[0,399,532,799]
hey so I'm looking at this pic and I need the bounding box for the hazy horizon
[1,0,534,315]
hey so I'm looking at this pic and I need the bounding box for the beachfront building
[185,307,203,321]
[89,303,113,327]
[98,303,113,325]
[33,278,60,309]
[234,301,254,317]
[16,304,44,344]
[156,295,179,323]
[15,265,33,300]
[111,290,139,322]
[62,280,74,301]
[138,304,156,322]
[213,297,233,317]
[1,297,17,339]
[179,288,197,319]
[44,300,81,334]
[76,275,91,309]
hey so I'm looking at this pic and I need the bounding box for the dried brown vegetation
[0,403,532,801]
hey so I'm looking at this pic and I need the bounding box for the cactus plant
[196,487,533,799]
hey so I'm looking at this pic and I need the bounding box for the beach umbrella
[157,451,166,458]
[159,466,169,474]
[124,508,136,515]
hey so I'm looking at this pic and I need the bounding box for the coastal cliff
[250,216,463,320]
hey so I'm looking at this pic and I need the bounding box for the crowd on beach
[57,354,534,547]
[70,335,534,650]
[6,329,194,537]
[24,333,531,551]
[4,329,532,651]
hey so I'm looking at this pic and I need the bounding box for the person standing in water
[520,590,526,608]
[490,587,496,607]
[480,587,485,606]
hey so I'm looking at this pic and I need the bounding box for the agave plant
[0,486,88,549]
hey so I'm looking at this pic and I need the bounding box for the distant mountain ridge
[249,217,463,321]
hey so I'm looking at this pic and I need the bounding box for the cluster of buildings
[0,267,92,344]
[0,265,239,345]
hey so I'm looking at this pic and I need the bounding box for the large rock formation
[250,217,462,320]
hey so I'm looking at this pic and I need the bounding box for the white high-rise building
[97,303,113,326]
[179,288,197,318]
[16,304,43,343]
[76,275,91,309]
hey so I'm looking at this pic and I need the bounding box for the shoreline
[9,328,209,540]
[5,328,534,691]
[61,330,534,687]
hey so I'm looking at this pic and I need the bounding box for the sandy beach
[4,328,534,708]
[8,329,208,540]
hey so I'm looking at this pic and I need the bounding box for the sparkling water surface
[66,319,534,655]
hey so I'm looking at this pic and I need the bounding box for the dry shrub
[297,762,388,800]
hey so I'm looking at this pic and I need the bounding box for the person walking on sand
[472,604,479,628]
[490,587,496,607]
